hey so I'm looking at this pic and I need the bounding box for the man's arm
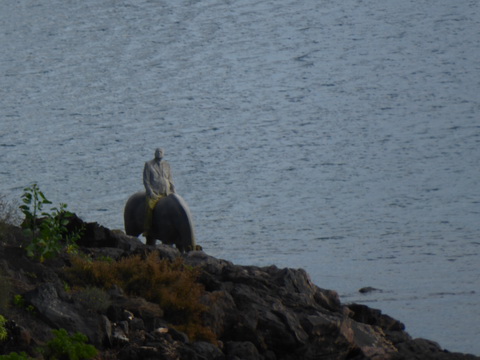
[165,162,176,193]
[143,162,154,197]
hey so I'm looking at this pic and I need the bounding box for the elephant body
[124,191,196,252]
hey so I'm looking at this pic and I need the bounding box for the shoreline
[0,217,478,359]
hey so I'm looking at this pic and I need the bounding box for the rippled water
[1,0,479,354]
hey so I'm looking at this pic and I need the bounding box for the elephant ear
[124,191,148,237]
[168,194,196,249]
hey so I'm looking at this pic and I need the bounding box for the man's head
[155,148,164,160]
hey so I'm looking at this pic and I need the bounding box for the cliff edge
[0,217,478,360]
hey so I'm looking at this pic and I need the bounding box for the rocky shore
[0,217,478,360]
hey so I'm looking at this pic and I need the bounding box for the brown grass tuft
[66,252,216,343]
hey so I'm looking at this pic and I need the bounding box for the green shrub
[12,295,35,314]
[40,328,97,360]
[19,184,82,262]
[0,314,7,341]
[0,352,33,360]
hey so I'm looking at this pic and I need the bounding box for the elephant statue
[124,191,197,253]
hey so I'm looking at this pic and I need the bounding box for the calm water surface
[1,0,479,354]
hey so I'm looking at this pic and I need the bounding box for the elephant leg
[143,204,153,237]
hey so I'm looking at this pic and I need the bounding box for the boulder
[1,218,479,360]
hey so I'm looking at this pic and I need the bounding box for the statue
[143,148,175,237]
[124,191,197,252]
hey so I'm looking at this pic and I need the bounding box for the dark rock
[100,315,112,347]
[168,327,190,343]
[1,219,479,360]
[24,282,105,347]
[67,215,145,253]
[348,303,405,331]
[0,320,33,356]
[109,296,165,332]
[192,341,225,360]
[359,287,380,294]
[112,325,129,346]
[225,341,263,360]
[155,243,182,260]
[392,338,480,360]
[200,290,238,337]
[130,317,145,331]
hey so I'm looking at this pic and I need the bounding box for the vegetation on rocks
[0,189,479,360]
[38,329,97,360]
[19,184,83,262]
[0,328,97,360]
[66,252,216,343]
[0,315,7,341]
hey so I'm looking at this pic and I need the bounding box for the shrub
[0,314,7,341]
[67,252,216,342]
[0,352,33,360]
[19,184,82,262]
[40,328,97,360]
[75,286,111,313]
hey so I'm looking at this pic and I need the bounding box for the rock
[168,327,190,343]
[1,219,479,360]
[392,338,480,360]
[101,315,112,347]
[24,282,104,347]
[108,296,165,331]
[192,341,225,360]
[359,287,380,294]
[112,325,129,346]
[348,303,405,331]
[0,320,33,355]
[225,341,263,360]
[155,244,182,260]
[67,215,146,253]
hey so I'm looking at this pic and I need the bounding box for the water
[1,0,479,354]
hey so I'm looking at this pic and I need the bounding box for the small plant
[20,184,82,262]
[13,294,25,308]
[12,295,34,313]
[0,352,33,360]
[75,286,111,313]
[40,328,97,360]
[0,314,7,341]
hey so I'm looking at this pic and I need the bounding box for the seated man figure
[143,148,175,238]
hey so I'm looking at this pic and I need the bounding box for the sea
[1,0,479,355]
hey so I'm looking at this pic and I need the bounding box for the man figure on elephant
[143,148,176,238]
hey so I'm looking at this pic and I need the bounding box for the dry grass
[66,251,216,343]
[74,286,111,313]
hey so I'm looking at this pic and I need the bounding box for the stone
[192,341,225,360]
[359,286,380,294]
[225,341,263,360]
[1,219,478,360]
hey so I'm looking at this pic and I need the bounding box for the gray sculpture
[143,148,176,237]
[124,191,197,253]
